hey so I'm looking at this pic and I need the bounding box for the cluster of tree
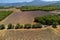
[20,5,60,11]
[34,14,60,25]
[0,24,5,30]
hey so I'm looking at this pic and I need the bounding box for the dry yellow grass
[0,28,60,40]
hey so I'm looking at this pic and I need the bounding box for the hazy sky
[42,0,60,1]
[0,0,60,3]
[0,0,33,3]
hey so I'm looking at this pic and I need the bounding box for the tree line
[0,5,60,11]
[20,5,60,11]
[0,23,58,30]
[0,23,42,30]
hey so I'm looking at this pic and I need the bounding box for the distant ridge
[51,1,60,6]
[0,0,59,6]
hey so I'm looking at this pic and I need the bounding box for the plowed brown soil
[0,10,55,25]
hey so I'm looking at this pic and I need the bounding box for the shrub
[32,23,42,28]
[0,24,5,30]
[24,24,31,29]
[52,22,58,28]
[15,24,23,29]
[7,23,14,29]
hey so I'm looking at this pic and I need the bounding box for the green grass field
[0,11,13,21]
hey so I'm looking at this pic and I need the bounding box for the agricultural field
[0,0,60,40]
[0,11,12,21]
[0,28,60,40]
[0,6,60,40]
[0,6,60,25]
[0,10,56,25]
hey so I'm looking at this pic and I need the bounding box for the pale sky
[0,0,34,3]
[42,0,60,1]
[0,0,60,3]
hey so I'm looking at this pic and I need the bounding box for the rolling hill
[0,0,58,6]
[51,1,60,6]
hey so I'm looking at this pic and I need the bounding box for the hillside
[0,0,57,6]
[50,1,60,6]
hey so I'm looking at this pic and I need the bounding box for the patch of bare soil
[0,11,55,25]
[52,26,60,36]
[0,8,20,12]
[0,28,60,40]
[49,10,60,14]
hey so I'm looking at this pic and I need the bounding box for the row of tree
[0,23,57,30]
[20,5,60,11]
[0,23,42,30]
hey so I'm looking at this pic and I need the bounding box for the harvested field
[0,11,56,25]
[0,8,20,12]
[0,28,60,40]
[49,10,60,14]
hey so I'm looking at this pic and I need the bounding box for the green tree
[7,23,14,29]
[15,24,23,29]
[52,22,58,28]
[24,24,31,29]
[34,15,60,25]
[32,23,42,28]
[0,24,5,30]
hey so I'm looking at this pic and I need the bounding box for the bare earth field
[0,28,60,40]
[49,10,60,14]
[0,9,56,25]
[0,9,60,40]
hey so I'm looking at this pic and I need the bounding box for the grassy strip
[0,11,13,21]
